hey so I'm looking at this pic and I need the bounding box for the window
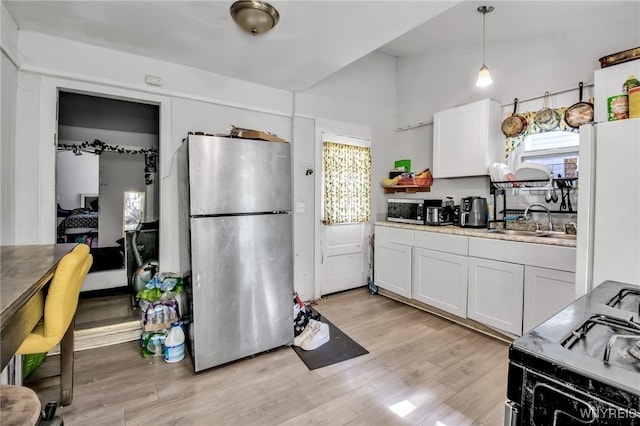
[322,141,371,224]
[520,131,579,178]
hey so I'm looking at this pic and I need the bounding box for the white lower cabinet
[413,247,468,318]
[375,241,412,298]
[374,225,577,338]
[374,226,414,298]
[523,266,576,333]
[468,257,524,336]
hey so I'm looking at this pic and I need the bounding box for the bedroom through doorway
[56,91,160,322]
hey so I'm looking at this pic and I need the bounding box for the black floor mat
[292,311,368,370]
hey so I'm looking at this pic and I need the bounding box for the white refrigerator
[575,118,640,296]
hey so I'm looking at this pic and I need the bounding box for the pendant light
[230,0,280,36]
[476,5,494,87]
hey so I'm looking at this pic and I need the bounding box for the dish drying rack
[489,177,578,228]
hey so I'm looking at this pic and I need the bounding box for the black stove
[506,280,640,425]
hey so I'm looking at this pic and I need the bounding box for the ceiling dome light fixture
[476,5,494,87]
[230,0,280,36]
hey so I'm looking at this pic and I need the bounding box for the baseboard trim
[378,289,514,344]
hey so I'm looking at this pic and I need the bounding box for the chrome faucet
[565,221,578,234]
[523,203,553,231]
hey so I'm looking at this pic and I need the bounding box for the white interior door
[321,223,370,296]
[314,121,372,298]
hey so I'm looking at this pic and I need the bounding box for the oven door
[520,370,639,425]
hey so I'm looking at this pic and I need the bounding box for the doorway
[56,91,160,297]
[314,121,372,298]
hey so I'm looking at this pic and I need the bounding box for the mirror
[123,191,145,232]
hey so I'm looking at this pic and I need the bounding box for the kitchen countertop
[375,221,576,248]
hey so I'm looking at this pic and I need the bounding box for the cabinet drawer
[414,230,468,256]
[375,225,414,246]
[468,237,576,272]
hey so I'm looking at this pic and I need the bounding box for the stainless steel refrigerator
[177,134,293,372]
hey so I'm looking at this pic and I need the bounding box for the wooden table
[0,244,76,371]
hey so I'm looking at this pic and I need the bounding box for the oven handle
[504,400,519,426]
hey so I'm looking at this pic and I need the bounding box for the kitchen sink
[487,229,576,240]
[487,229,542,237]
[541,232,577,240]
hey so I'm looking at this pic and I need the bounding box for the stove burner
[563,314,640,373]
[563,314,640,348]
[607,287,640,315]
[604,334,640,362]
[630,341,640,361]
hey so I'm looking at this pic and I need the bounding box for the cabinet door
[433,98,500,178]
[468,257,524,336]
[523,266,575,333]
[413,247,468,318]
[374,240,412,298]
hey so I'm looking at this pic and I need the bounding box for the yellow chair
[16,244,93,406]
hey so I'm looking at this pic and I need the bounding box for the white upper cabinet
[433,98,502,178]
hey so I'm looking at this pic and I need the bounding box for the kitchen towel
[292,310,368,371]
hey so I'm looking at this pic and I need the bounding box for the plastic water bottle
[164,321,185,363]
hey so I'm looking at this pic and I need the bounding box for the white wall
[5,25,398,301]
[294,51,397,299]
[7,31,295,274]
[14,12,633,299]
[291,116,316,300]
[1,3,19,244]
[394,11,640,208]
[56,150,99,209]
[99,151,146,246]
[296,51,398,223]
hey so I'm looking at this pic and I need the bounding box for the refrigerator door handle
[321,247,324,265]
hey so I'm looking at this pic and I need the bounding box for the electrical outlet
[145,75,162,86]
[296,202,306,213]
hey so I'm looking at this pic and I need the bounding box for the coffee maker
[460,196,488,228]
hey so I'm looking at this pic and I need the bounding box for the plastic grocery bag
[23,352,47,379]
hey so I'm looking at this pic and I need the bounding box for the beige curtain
[322,141,371,224]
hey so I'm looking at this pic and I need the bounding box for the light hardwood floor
[75,292,139,330]
[26,288,508,425]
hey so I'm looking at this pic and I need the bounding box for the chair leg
[59,316,75,406]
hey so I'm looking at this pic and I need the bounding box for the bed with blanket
[57,207,126,274]
[57,208,99,245]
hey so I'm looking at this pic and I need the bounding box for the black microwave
[387,198,441,225]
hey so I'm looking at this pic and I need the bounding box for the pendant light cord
[482,10,486,65]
